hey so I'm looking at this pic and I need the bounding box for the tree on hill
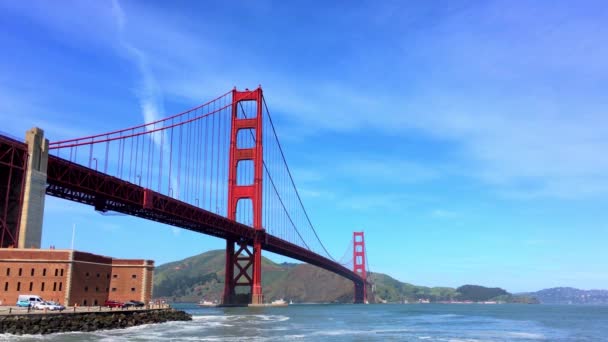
[456,285,508,301]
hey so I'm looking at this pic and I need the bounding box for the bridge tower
[223,87,265,305]
[19,128,48,248]
[353,231,367,303]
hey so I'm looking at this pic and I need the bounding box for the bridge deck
[44,153,362,284]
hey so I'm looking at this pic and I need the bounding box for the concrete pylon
[18,127,48,248]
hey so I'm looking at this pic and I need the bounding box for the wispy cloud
[431,209,457,218]
[0,83,95,140]
[339,158,441,185]
[110,0,181,196]
[110,0,164,126]
[338,193,411,212]
[4,0,608,201]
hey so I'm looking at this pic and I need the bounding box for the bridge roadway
[43,152,363,286]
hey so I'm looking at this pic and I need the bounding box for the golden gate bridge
[0,87,369,305]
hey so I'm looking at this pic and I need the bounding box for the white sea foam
[192,315,228,321]
[251,314,290,322]
[197,314,290,324]
[504,331,546,339]
[311,329,365,336]
[282,335,307,340]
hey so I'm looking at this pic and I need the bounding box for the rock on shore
[0,308,192,335]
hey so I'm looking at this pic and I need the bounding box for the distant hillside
[153,250,352,303]
[456,285,507,301]
[153,250,537,304]
[370,275,537,304]
[525,287,608,304]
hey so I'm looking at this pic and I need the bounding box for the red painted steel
[1,85,369,303]
[43,153,362,282]
[0,136,28,248]
[224,87,265,305]
[353,231,367,303]
[48,90,232,150]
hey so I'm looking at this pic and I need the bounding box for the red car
[104,300,124,308]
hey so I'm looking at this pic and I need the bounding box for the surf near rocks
[0,308,192,335]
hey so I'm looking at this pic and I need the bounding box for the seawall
[0,308,191,335]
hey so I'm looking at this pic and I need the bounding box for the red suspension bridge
[0,87,369,305]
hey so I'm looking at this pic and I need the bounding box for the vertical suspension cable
[129,129,134,180]
[203,104,209,209]
[215,96,222,214]
[177,125,183,198]
[158,125,164,192]
[168,125,174,196]
[210,100,216,212]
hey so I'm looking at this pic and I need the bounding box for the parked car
[16,294,44,308]
[16,299,31,307]
[46,301,63,306]
[33,301,65,311]
[104,300,124,308]
[124,300,145,308]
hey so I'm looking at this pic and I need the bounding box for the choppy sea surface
[2,303,607,341]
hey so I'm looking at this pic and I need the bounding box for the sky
[1,0,607,293]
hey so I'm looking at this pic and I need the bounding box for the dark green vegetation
[153,250,353,303]
[153,250,538,304]
[370,275,537,304]
[455,285,507,301]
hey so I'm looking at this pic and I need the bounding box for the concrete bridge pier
[18,127,48,248]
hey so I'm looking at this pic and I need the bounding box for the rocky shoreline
[0,308,192,335]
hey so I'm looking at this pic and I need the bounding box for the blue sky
[1,0,607,292]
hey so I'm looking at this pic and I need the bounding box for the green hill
[153,250,537,304]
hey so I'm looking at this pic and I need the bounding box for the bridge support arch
[223,87,265,306]
[0,136,29,248]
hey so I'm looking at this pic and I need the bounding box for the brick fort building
[0,249,154,306]
[1,129,155,306]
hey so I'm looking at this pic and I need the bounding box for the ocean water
[2,303,607,341]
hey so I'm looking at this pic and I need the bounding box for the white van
[16,294,44,307]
